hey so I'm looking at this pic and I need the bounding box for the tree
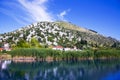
[75,39,88,49]
[75,41,83,49]
[17,39,30,48]
[81,39,87,45]
[30,38,42,48]
[48,36,54,42]
[111,42,120,48]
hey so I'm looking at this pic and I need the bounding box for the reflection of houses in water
[0,61,1,69]
[0,60,11,70]
[0,61,120,80]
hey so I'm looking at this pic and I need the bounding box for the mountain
[0,21,119,48]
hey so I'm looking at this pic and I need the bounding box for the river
[0,60,120,80]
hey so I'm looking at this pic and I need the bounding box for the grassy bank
[7,48,120,61]
[94,49,120,59]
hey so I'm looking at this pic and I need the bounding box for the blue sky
[0,0,120,40]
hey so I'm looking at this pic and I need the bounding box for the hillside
[0,21,119,49]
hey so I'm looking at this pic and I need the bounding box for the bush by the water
[8,48,120,60]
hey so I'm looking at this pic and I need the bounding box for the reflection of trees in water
[0,60,120,80]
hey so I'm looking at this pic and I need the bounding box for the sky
[0,0,120,40]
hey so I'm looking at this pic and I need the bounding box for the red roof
[54,46,63,48]
[0,48,3,51]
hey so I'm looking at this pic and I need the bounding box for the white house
[52,46,63,51]
[3,43,11,51]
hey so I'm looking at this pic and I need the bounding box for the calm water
[0,60,120,80]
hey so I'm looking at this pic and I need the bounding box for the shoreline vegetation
[0,48,120,62]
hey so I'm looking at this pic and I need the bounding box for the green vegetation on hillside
[0,21,120,49]
[14,38,43,48]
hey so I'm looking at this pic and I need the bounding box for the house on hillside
[64,46,79,51]
[52,46,63,51]
[52,46,81,51]
[64,47,71,51]
[3,43,11,51]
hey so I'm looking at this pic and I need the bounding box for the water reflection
[0,60,120,80]
[101,71,120,80]
[0,60,11,70]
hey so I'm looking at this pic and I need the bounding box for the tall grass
[9,48,62,60]
[8,48,120,60]
[94,49,120,59]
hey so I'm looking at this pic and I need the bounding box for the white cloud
[18,0,54,22]
[0,0,70,25]
[57,9,70,21]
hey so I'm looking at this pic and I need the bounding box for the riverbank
[0,48,120,62]
[0,54,36,62]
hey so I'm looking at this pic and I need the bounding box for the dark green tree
[75,41,83,49]
[75,39,87,49]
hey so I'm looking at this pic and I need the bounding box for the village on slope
[0,42,81,53]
